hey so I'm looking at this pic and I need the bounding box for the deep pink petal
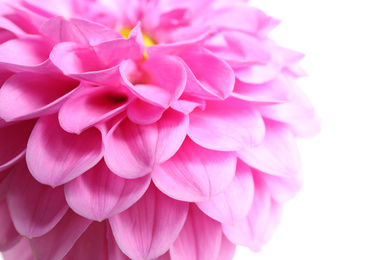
[188,98,264,151]
[237,121,300,177]
[196,160,254,224]
[40,16,121,45]
[65,160,151,221]
[7,161,69,237]
[2,237,34,260]
[106,222,131,260]
[30,210,92,260]
[59,85,131,134]
[0,119,35,172]
[170,204,222,260]
[109,183,189,260]
[152,138,237,202]
[0,72,79,121]
[0,198,21,251]
[127,98,165,125]
[216,235,236,260]
[26,114,104,186]
[105,110,189,179]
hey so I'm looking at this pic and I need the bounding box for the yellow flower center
[119,28,155,47]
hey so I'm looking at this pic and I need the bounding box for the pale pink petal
[0,198,21,251]
[0,72,79,121]
[2,237,35,260]
[59,85,131,134]
[170,204,222,260]
[105,110,189,179]
[109,183,189,260]
[152,138,236,202]
[26,114,104,186]
[170,96,205,115]
[0,120,35,172]
[196,160,254,224]
[188,98,264,151]
[65,160,151,221]
[216,235,236,260]
[40,16,121,45]
[127,98,165,125]
[237,121,300,177]
[234,64,278,85]
[30,210,92,260]
[7,161,68,237]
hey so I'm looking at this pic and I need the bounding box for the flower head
[0,0,320,259]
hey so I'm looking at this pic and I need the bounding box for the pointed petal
[26,114,104,186]
[59,85,131,134]
[109,183,189,260]
[105,110,189,179]
[65,160,151,221]
[170,204,222,260]
[216,235,236,260]
[196,160,254,224]
[1,237,35,260]
[0,198,21,251]
[188,98,265,151]
[152,138,237,202]
[237,121,300,177]
[7,161,69,237]
[0,72,79,121]
[0,119,35,171]
[30,210,92,260]
[40,16,121,45]
[127,98,165,125]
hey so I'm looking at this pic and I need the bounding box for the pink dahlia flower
[0,0,320,259]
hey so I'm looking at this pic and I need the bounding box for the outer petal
[65,160,151,221]
[106,222,131,260]
[188,98,265,151]
[127,98,165,125]
[7,161,69,238]
[0,198,21,251]
[1,237,35,260]
[26,114,104,186]
[152,138,237,202]
[105,110,188,179]
[196,160,254,224]
[216,235,236,260]
[109,183,189,260]
[237,121,300,177]
[30,210,93,260]
[59,85,131,134]
[0,72,79,121]
[170,204,222,260]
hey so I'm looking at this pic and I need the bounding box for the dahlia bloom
[0,0,320,259]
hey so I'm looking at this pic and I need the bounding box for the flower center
[120,28,155,47]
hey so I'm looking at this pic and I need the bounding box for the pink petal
[105,110,189,179]
[170,204,222,260]
[0,72,79,121]
[7,161,69,238]
[105,222,131,260]
[0,198,21,251]
[196,160,254,224]
[0,119,35,172]
[188,98,264,151]
[152,252,171,260]
[122,55,186,108]
[65,160,151,221]
[127,98,166,125]
[26,114,104,186]
[234,64,278,85]
[109,183,189,260]
[59,85,131,134]
[180,52,235,100]
[40,16,121,45]
[216,235,236,260]
[237,121,300,177]
[170,96,205,115]
[30,210,92,260]
[1,237,35,260]
[152,138,237,202]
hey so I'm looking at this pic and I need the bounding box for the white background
[2,0,390,259]
[237,0,390,259]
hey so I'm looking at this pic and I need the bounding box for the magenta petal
[127,98,165,125]
[238,121,300,177]
[0,72,79,121]
[196,160,254,224]
[105,110,189,179]
[59,85,131,134]
[152,138,237,202]
[109,183,189,260]
[0,120,35,171]
[188,98,264,151]
[65,160,151,221]
[7,161,69,238]
[30,210,92,260]
[170,204,222,260]
[216,235,236,260]
[1,237,34,260]
[26,114,103,186]
[0,198,21,251]
[41,16,121,45]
